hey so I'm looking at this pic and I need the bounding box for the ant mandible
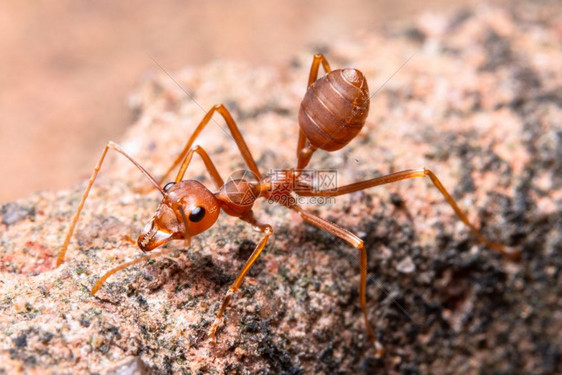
[56,54,519,355]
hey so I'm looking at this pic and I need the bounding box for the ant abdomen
[298,68,370,152]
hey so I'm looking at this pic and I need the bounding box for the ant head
[138,180,220,252]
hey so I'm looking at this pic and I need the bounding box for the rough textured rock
[1,5,561,374]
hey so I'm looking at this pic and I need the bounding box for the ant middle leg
[157,104,262,187]
[298,168,520,259]
[208,213,273,342]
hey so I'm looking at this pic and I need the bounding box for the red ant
[56,54,519,355]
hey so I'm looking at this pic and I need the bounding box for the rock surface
[1,5,561,374]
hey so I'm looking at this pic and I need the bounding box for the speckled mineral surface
[1,5,561,374]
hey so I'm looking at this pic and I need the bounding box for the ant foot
[375,341,385,357]
[120,235,136,245]
[208,317,223,344]
[502,246,521,261]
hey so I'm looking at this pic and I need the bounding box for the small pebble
[396,256,416,274]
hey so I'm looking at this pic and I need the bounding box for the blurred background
[0,0,513,202]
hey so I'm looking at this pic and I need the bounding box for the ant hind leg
[296,54,332,170]
[292,205,385,356]
[297,167,520,259]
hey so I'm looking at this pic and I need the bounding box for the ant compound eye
[189,206,206,222]
[163,182,176,192]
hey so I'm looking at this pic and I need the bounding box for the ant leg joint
[183,144,204,156]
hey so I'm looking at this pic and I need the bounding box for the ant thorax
[215,178,261,217]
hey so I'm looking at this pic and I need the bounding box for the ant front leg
[90,247,181,296]
[298,168,520,259]
[157,104,262,187]
[208,213,273,343]
[56,142,165,267]
[291,205,385,356]
[296,54,332,170]
[174,145,224,188]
